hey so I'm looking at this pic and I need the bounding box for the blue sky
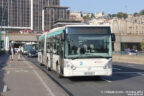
[61,0,144,14]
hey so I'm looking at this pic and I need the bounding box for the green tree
[133,12,140,17]
[140,10,144,15]
[141,41,144,51]
[83,14,90,20]
[117,12,128,19]
[91,13,95,18]
[123,44,128,49]
[132,45,137,50]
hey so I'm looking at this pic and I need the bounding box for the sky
[61,0,144,14]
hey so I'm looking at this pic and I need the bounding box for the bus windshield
[65,34,112,58]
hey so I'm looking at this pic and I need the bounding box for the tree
[83,14,90,20]
[140,10,144,15]
[117,12,128,19]
[141,41,144,51]
[91,13,95,18]
[123,44,128,49]
[133,12,140,17]
[132,45,137,50]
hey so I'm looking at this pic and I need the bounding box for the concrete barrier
[112,55,144,64]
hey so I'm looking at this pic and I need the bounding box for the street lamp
[114,19,122,54]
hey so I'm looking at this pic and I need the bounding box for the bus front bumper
[63,68,112,77]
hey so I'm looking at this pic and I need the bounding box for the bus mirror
[111,33,115,41]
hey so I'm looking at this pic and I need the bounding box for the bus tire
[47,58,51,71]
[56,63,63,78]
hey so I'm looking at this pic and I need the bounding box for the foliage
[132,45,137,50]
[141,41,144,51]
[83,14,91,20]
[123,44,128,49]
[117,12,128,19]
[140,10,144,15]
[133,12,140,17]
[108,12,128,19]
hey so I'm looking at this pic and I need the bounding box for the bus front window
[65,34,112,58]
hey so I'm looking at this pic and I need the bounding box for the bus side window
[46,42,50,53]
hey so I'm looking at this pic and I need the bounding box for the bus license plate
[84,72,95,75]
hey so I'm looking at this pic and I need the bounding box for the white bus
[38,25,115,77]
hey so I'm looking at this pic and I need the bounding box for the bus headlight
[104,59,112,69]
[71,65,76,70]
[64,61,76,70]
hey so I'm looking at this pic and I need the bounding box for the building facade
[43,6,69,31]
[0,0,68,33]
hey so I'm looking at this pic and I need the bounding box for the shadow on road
[0,54,9,95]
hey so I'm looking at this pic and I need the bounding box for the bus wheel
[47,59,51,71]
[56,64,63,78]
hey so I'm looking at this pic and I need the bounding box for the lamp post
[114,19,122,54]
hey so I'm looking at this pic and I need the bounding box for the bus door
[53,40,60,71]
[38,40,44,64]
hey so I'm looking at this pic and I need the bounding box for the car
[27,49,38,57]
[124,49,137,55]
[128,50,137,55]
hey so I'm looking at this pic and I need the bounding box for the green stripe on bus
[46,29,64,38]
[39,35,45,40]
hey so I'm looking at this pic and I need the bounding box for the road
[25,56,144,96]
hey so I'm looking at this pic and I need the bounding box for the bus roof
[39,25,111,40]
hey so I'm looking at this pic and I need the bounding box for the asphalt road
[26,56,144,96]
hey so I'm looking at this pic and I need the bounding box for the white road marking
[6,71,10,75]
[24,59,55,96]
[114,72,144,74]
[33,70,55,96]
[3,85,8,93]
[113,68,121,70]
[102,79,112,83]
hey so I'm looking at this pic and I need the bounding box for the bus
[38,25,115,77]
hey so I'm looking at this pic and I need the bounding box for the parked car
[124,49,137,55]
[128,50,137,55]
[27,49,38,57]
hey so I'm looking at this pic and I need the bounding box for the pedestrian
[17,45,23,61]
[9,46,15,61]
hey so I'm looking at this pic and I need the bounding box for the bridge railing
[113,51,144,56]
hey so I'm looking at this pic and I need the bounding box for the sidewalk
[0,55,68,96]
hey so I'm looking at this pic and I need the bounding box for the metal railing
[113,51,144,56]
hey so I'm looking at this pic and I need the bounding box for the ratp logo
[80,61,83,66]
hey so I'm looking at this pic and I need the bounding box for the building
[110,16,144,51]
[0,0,68,33]
[43,6,69,31]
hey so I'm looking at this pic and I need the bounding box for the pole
[0,5,7,52]
[117,19,122,54]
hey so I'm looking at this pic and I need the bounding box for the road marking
[113,68,121,70]
[114,72,144,74]
[6,71,10,75]
[33,70,55,96]
[102,79,112,83]
[24,59,55,96]
[3,85,8,93]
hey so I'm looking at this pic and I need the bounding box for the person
[9,46,15,61]
[17,46,23,60]
[77,44,88,54]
